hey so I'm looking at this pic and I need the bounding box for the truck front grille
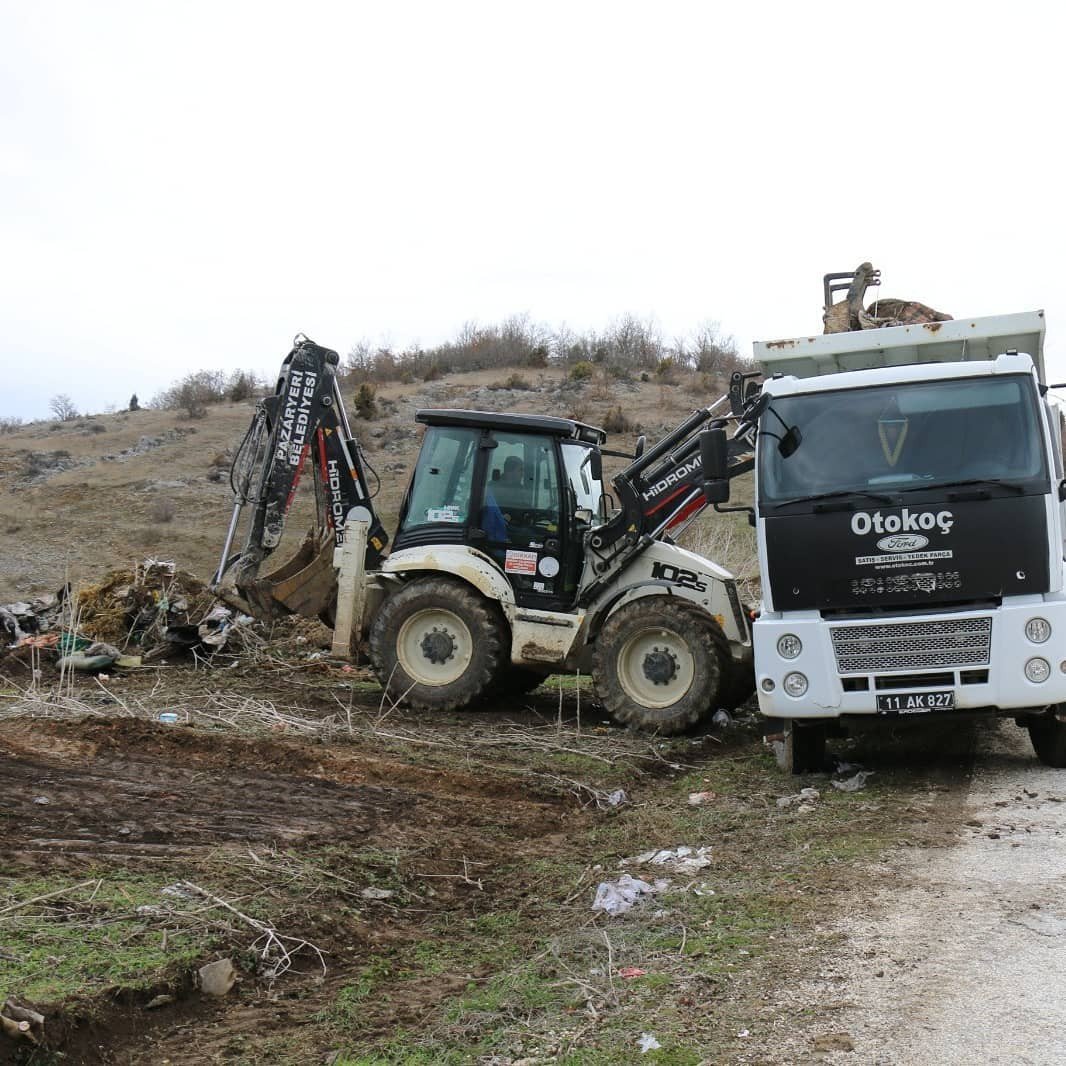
[830,617,992,674]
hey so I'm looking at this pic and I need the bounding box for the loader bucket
[242,528,338,622]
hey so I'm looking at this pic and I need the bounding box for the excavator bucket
[242,528,338,622]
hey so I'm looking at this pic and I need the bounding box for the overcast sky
[3,1,1064,419]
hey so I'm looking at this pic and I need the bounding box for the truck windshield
[759,374,1048,509]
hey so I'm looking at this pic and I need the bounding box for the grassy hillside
[0,365,757,602]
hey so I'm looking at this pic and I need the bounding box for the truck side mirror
[699,427,730,504]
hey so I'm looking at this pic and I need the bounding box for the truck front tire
[369,577,507,712]
[592,599,725,734]
[1027,712,1066,768]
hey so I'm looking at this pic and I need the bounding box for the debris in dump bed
[777,787,821,809]
[832,771,874,793]
[622,846,712,874]
[592,874,668,916]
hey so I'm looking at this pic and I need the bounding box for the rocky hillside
[0,365,754,602]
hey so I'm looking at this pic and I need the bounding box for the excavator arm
[214,336,388,619]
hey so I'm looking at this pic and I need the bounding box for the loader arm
[214,336,388,619]
[577,383,758,606]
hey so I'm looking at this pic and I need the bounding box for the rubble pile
[1,560,258,673]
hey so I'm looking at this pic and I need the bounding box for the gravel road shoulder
[758,718,1066,1065]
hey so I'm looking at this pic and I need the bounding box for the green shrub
[569,361,595,382]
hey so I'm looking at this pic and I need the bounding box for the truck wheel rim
[397,608,473,687]
[617,627,695,709]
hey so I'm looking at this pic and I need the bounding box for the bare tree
[49,394,79,421]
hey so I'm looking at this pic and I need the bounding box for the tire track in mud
[757,720,1066,1065]
[0,718,570,867]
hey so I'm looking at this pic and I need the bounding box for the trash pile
[1,559,258,673]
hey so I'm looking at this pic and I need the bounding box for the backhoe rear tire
[369,577,507,712]
[592,599,724,734]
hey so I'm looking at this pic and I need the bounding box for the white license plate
[876,690,955,714]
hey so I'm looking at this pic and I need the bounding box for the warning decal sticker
[504,550,538,575]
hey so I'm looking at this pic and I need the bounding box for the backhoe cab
[216,337,757,734]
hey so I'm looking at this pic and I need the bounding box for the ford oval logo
[877,534,929,553]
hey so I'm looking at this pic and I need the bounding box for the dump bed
[754,311,1045,383]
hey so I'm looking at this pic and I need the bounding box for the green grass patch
[0,873,208,1003]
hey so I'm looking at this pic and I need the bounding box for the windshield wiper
[899,477,1028,497]
[776,488,897,511]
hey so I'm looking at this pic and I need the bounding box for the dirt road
[763,720,1066,1065]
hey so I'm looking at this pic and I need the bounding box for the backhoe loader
[214,336,757,733]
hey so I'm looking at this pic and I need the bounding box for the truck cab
[748,312,1066,770]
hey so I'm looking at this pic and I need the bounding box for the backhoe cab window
[403,426,478,528]
[481,432,559,539]
[759,375,1048,509]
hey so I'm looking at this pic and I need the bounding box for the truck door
[477,431,568,609]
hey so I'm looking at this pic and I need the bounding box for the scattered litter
[622,846,712,875]
[618,966,647,979]
[85,641,121,659]
[738,1029,751,1038]
[360,887,396,900]
[833,760,864,775]
[687,791,717,806]
[777,787,821,809]
[198,958,237,996]
[32,797,50,806]
[832,771,875,793]
[58,652,118,673]
[158,712,179,725]
[144,994,175,1010]
[592,874,668,916]
[160,883,199,901]
[606,789,628,807]
[638,1033,662,1054]
[198,605,233,649]
[712,709,733,728]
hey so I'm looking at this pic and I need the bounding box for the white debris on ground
[621,846,712,875]
[832,770,875,793]
[592,874,670,916]
[776,787,821,810]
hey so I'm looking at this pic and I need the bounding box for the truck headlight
[1025,657,1051,684]
[783,672,808,697]
[1025,618,1052,644]
[777,634,802,660]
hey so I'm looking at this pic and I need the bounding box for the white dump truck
[704,300,1066,771]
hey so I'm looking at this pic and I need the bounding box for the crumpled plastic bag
[592,874,666,916]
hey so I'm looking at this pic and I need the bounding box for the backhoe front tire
[369,577,507,712]
[592,599,724,734]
